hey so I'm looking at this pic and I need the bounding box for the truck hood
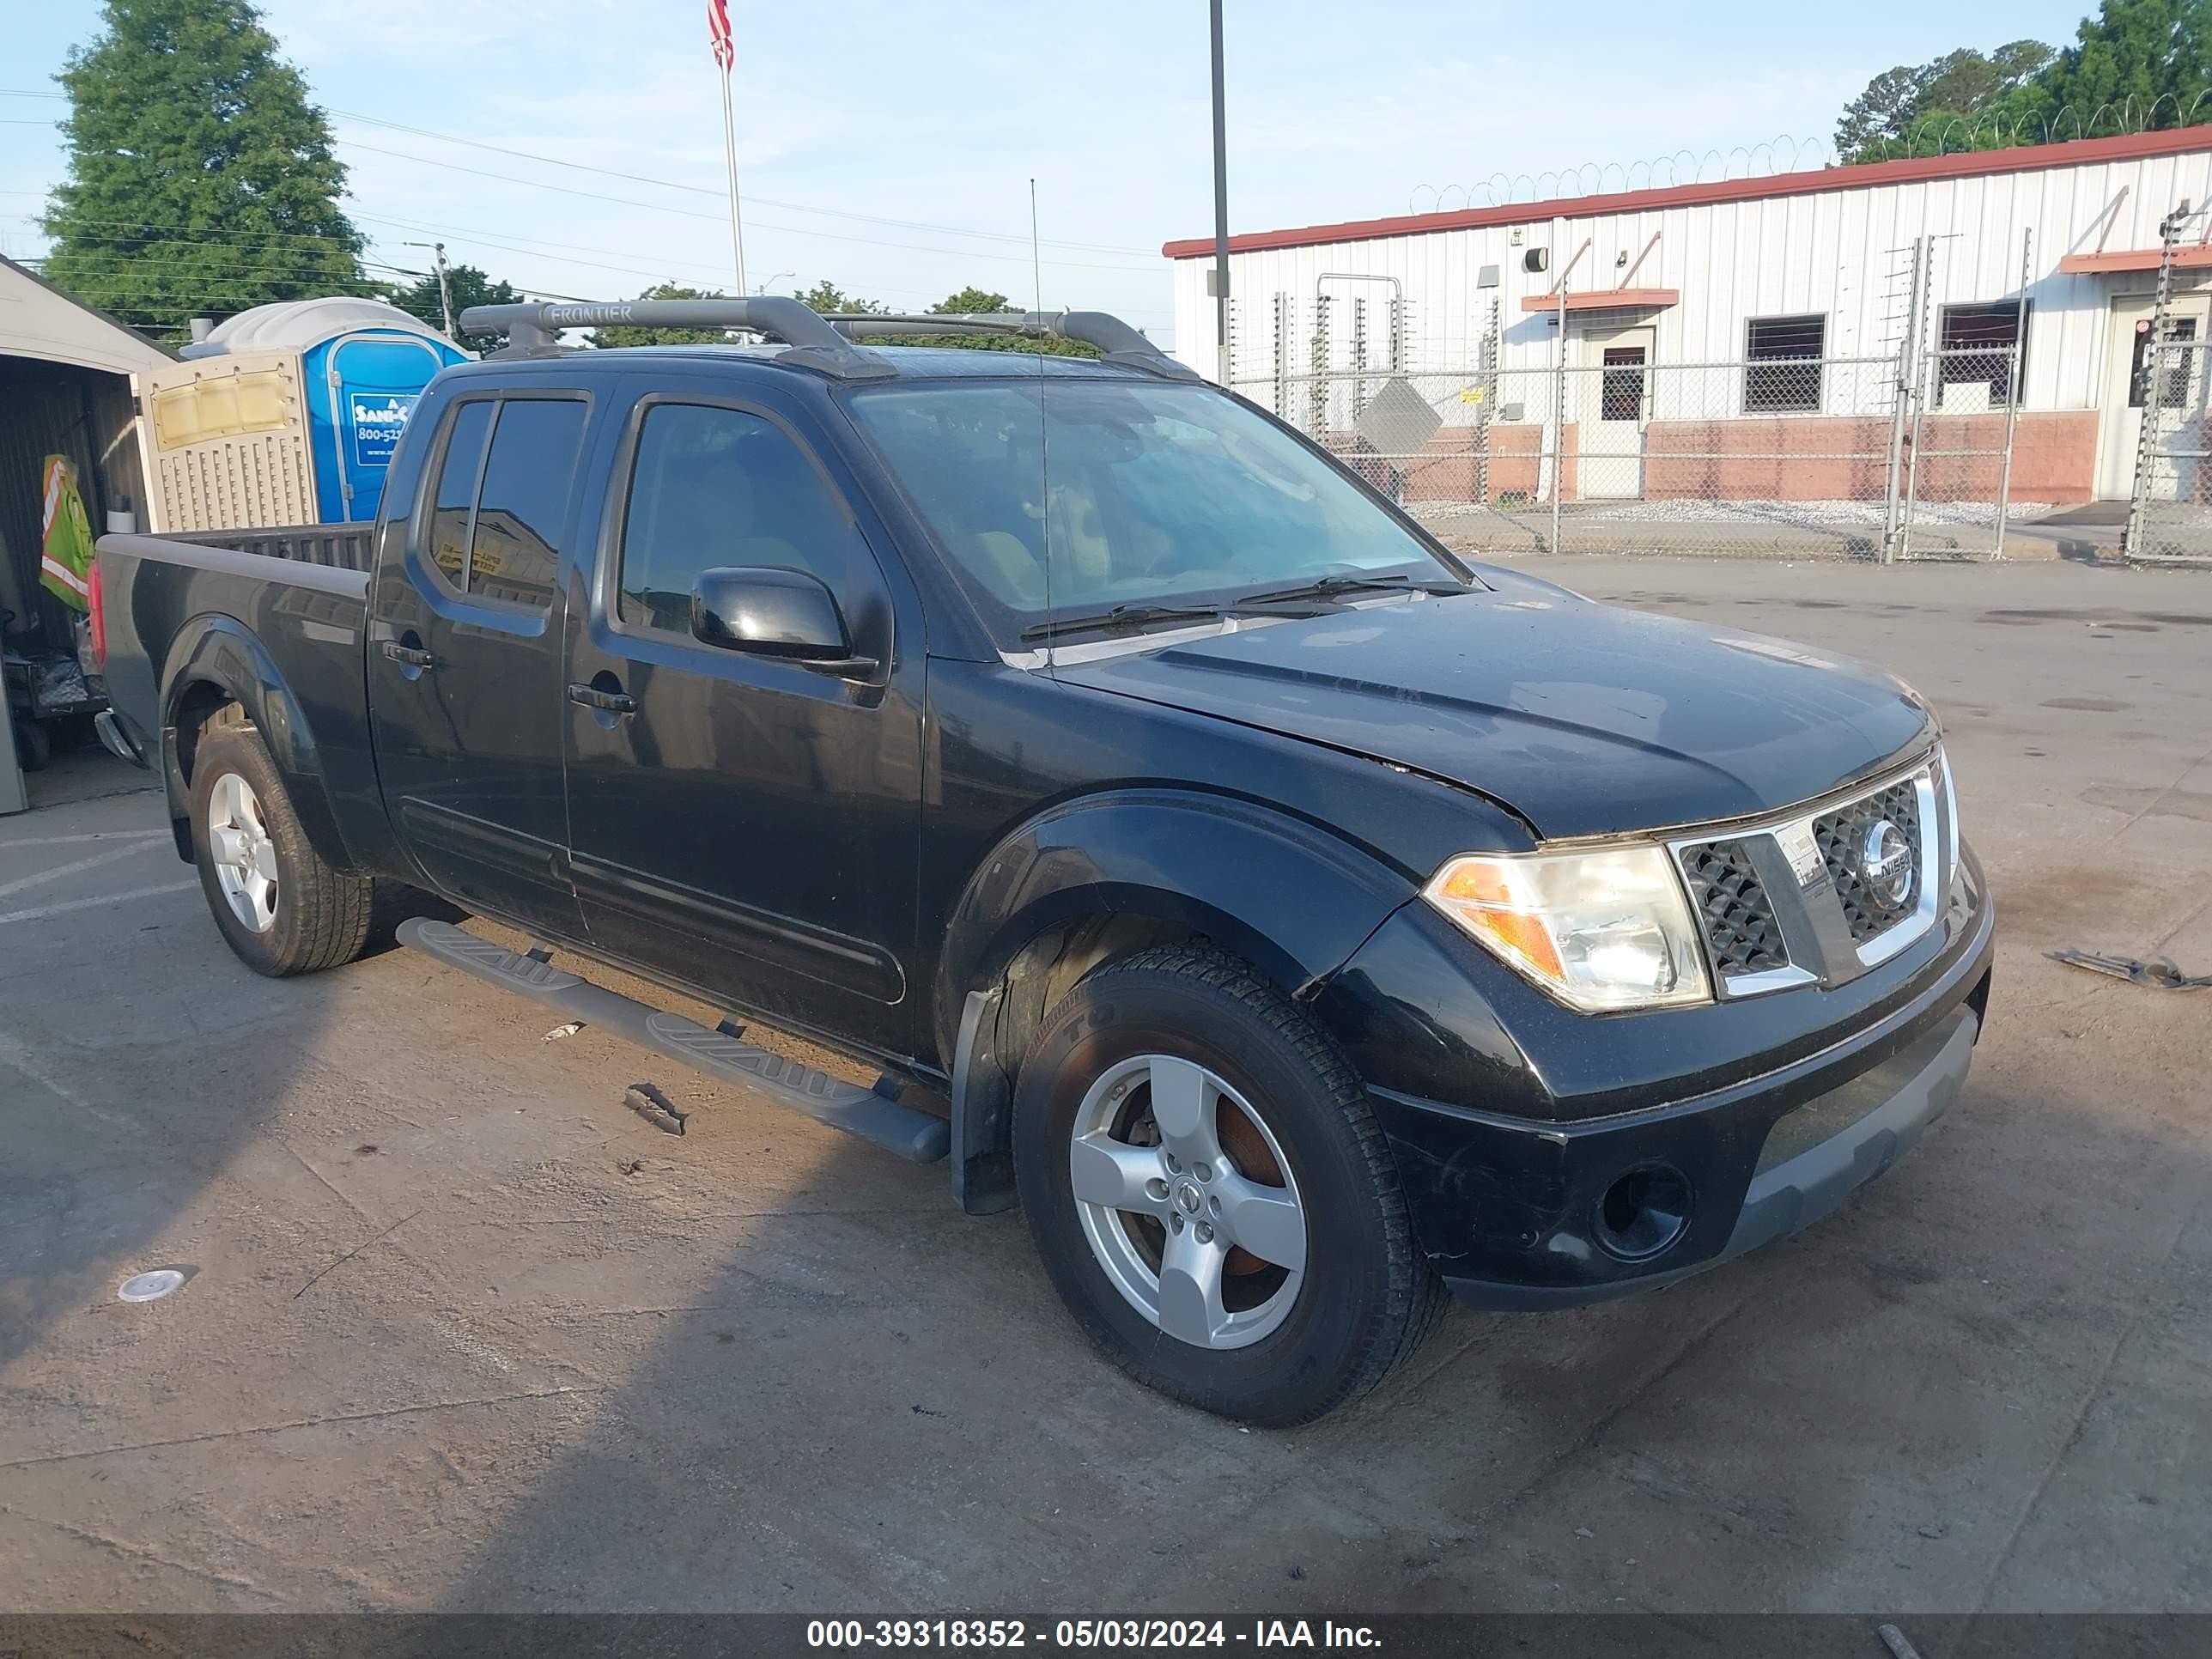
[1052,586,1935,839]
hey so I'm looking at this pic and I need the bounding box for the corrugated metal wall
[1174,143,2212,415]
[0,360,142,646]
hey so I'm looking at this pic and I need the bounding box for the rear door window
[425,400,492,591]
[470,399,587,611]
[417,395,587,610]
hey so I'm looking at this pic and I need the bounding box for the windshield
[844,377,1462,633]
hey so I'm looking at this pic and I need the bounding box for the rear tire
[1013,944,1443,1426]
[188,720,373,977]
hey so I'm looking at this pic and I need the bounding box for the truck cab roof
[451,343,1164,383]
[451,295,1196,387]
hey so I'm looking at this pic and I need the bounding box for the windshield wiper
[1018,602,1231,642]
[1238,572,1468,606]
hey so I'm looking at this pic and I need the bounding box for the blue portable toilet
[177,298,467,523]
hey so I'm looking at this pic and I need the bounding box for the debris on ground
[293,1210,422,1299]
[1878,1624,1925,1659]
[618,1158,646,1176]
[117,1269,185,1304]
[2047,950,2210,991]
[623,1083,688,1136]
[542,1020,585,1041]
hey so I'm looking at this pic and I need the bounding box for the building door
[2099,293,2212,500]
[1581,324,1655,500]
[321,333,447,523]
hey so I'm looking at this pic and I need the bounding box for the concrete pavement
[0,557,2205,1615]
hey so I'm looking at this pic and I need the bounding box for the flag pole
[718,61,747,295]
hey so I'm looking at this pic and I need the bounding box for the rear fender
[158,616,354,872]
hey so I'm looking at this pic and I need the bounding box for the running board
[396,919,949,1164]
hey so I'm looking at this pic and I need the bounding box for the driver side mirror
[689,567,878,678]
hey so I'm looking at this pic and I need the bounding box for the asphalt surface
[1,556,2206,1615]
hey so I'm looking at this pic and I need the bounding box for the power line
[5,82,1168,267]
[348,211,1171,316]
[325,106,1154,256]
[334,139,1158,274]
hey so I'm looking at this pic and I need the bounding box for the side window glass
[471,399,588,611]
[617,403,868,635]
[426,400,491,590]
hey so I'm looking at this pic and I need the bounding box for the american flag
[708,0,732,70]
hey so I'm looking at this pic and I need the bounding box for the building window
[1600,347,1648,422]
[1939,302,2029,409]
[1744,315,1826,413]
[2129,315,2197,409]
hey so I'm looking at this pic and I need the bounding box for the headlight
[1423,845,1711,1012]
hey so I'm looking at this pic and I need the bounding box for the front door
[367,390,592,939]
[1582,324,1655,500]
[563,388,923,1054]
[2098,293,2212,499]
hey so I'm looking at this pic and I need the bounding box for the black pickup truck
[94,297,1993,1425]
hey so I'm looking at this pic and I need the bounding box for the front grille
[1678,839,1788,975]
[1812,778,1923,942]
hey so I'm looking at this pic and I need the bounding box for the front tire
[188,720,373,976]
[1013,945,1442,1426]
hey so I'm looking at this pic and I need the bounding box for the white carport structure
[0,254,173,811]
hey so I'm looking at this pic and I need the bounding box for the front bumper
[1311,847,1996,1309]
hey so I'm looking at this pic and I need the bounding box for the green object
[40,0,365,340]
[39,455,96,613]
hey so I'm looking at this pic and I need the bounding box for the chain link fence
[1229,295,2034,561]
[2129,337,2212,561]
[2124,206,2212,564]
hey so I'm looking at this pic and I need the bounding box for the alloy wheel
[206,770,280,934]
[1067,1054,1308,1350]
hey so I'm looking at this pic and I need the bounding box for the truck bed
[94,531,379,864]
[164,524,375,571]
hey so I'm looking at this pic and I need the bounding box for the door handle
[382,641,436,670]
[567,682,636,715]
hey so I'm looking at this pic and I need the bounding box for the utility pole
[402,240,456,338]
[1209,0,1231,387]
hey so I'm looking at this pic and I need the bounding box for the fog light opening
[1594,1164,1692,1262]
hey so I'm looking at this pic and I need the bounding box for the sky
[0,0,2096,349]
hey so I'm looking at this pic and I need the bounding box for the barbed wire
[1406,99,2212,216]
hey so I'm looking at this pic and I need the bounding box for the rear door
[368,387,592,938]
[562,381,923,1053]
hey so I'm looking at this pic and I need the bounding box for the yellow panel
[151,368,295,449]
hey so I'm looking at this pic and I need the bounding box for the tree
[794,279,886,315]
[42,0,366,338]
[585,282,739,347]
[1835,40,2055,159]
[2030,0,2212,136]
[931,286,1018,317]
[386,262,520,354]
[896,285,1098,356]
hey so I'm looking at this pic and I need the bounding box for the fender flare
[937,788,1417,1212]
[157,614,357,873]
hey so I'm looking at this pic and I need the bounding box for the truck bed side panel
[96,533,397,875]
